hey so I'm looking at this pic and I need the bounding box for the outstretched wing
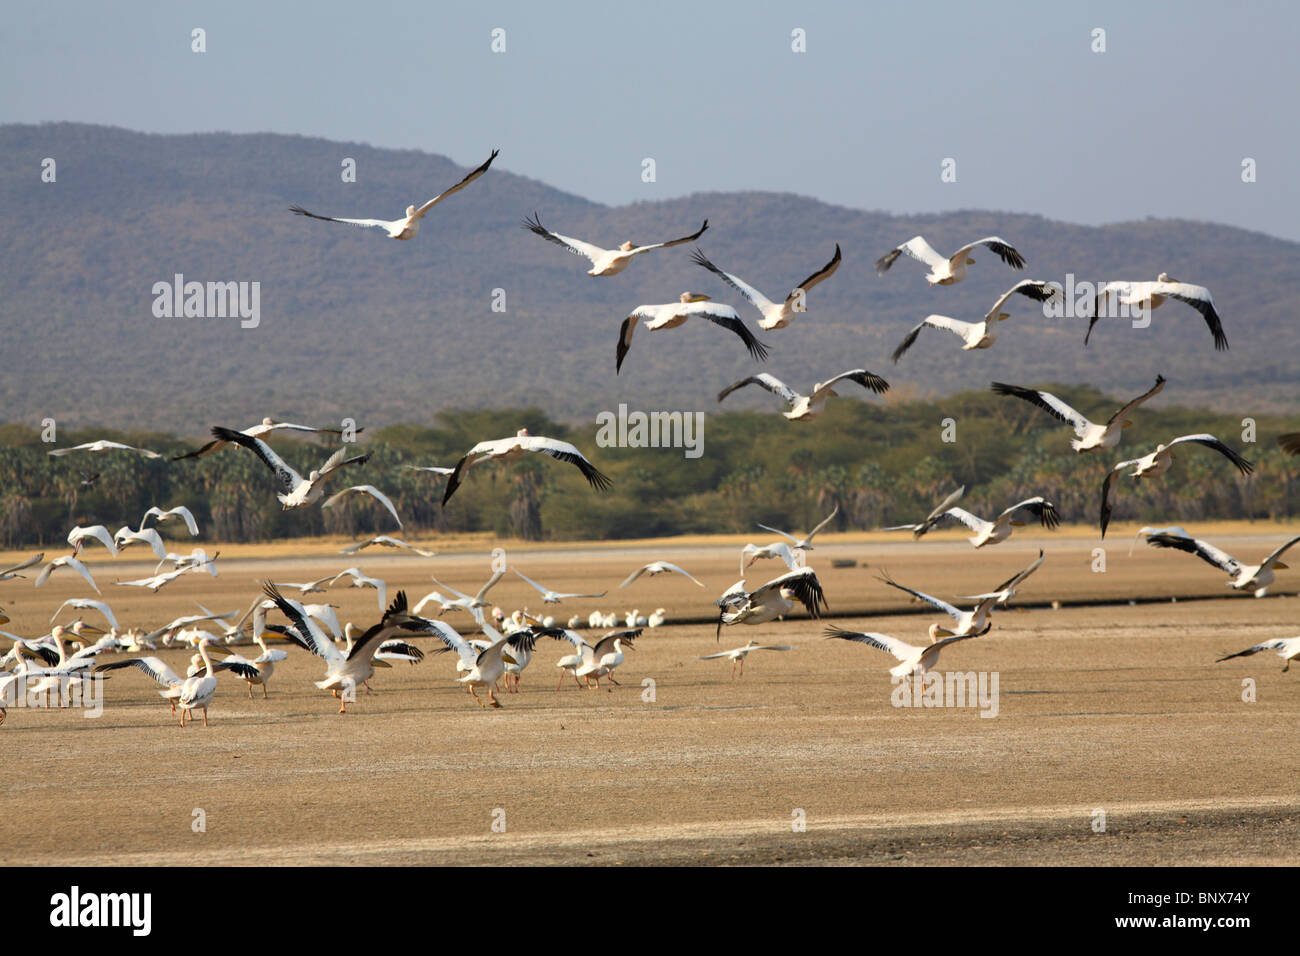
[719,373,798,407]
[1143,529,1241,576]
[951,237,1026,270]
[211,426,300,492]
[997,497,1060,530]
[983,279,1058,321]
[411,149,499,219]
[751,567,827,618]
[784,244,842,306]
[876,571,962,621]
[891,315,975,363]
[811,369,889,400]
[824,626,916,662]
[876,236,945,275]
[322,485,402,529]
[991,382,1093,437]
[692,305,770,362]
[628,220,709,255]
[1156,281,1228,351]
[1105,375,1167,427]
[288,205,393,231]
[522,212,609,264]
[690,249,776,314]
[1166,434,1253,475]
[516,437,613,491]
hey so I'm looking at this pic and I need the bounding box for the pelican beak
[1274,561,1289,570]
[997,313,1010,321]
[1121,421,1133,429]
[966,258,976,265]
[686,293,712,303]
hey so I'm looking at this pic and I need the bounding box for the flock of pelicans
[5,148,1299,726]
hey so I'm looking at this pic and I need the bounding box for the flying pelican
[913,497,1059,548]
[418,569,506,614]
[0,553,43,581]
[174,420,360,461]
[35,555,99,593]
[115,554,216,592]
[890,280,1059,362]
[523,212,707,276]
[47,440,161,459]
[321,484,402,529]
[1278,433,1300,456]
[139,505,200,536]
[875,236,1025,285]
[884,487,967,538]
[739,542,802,575]
[67,525,119,556]
[620,562,705,589]
[699,641,794,679]
[991,376,1166,453]
[955,550,1046,607]
[1087,274,1227,350]
[1135,527,1300,597]
[715,567,828,638]
[51,598,118,630]
[757,507,840,550]
[113,525,167,560]
[271,574,336,596]
[340,536,436,557]
[876,555,1043,638]
[717,369,888,419]
[328,567,388,613]
[512,569,606,605]
[442,429,611,505]
[289,149,498,239]
[618,294,769,373]
[211,426,370,509]
[155,547,219,576]
[1099,436,1253,537]
[574,629,640,690]
[690,245,842,330]
[1216,636,1300,672]
[824,624,990,678]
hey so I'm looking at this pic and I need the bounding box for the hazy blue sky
[5,1,1296,239]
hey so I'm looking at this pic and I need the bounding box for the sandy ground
[2,530,1297,866]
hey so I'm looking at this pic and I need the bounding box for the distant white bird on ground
[620,562,705,589]
[991,376,1166,453]
[35,555,99,594]
[48,440,161,459]
[339,536,436,557]
[757,507,840,550]
[174,420,359,461]
[916,497,1060,548]
[1135,527,1300,597]
[524,212,707,277]
[699,640,794,679]
[1087,274,1228,351]
[1215,636,1300,672]
[0,553,43,581]
[212,427,370,509]
[715,567,828,638]
[139,505,200,536]
[690,245,842,330]
[875,235,1025,285]
[322,485,402,529]
[647,608,666,628]
[825,625,989,678]
[1100,436,1253,537]
[884,487,967,538]
[717,369,887,420]
[329,567,388,613]
[290,149,498,240]
[67,525,119,556]
[513,568,607,604]
[618,294,769,373]
[890,280,1059,362]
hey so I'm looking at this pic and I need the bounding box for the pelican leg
[201,707,209,728]
[488,686,502,709]
[247,682,253,699]
[262,683,268,699]
[0,707,5,726]
[470,685,485,707]
[738,658,745,678]
[338,696,347,714]
[556,673,565,691]
[607,674,620,687]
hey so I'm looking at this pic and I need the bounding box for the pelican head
[619,240,635,251]
[1157,272,1170,282]
[516,427,530,437]
[406,205,417,218]
[680,292,712,303]
[261,417,275,426]
[307,469,321,482]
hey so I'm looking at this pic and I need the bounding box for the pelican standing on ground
[875,236,1025,285]
[617,294,769,373]
[991,376,1166,453]
[523,212,707,276]
[689,245,842,330]
[717,369,888,419]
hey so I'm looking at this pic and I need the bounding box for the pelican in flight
[513,569,606,605]
[328,567,388,613]
[67,525,119,556]
[1279,433,1300,456]
[116,557,216,592]
[0,553,43,582]
[699,641,794,679]
[35,555,99,593]
[618,294,769,373]
[1135,527,1300,597]
[417,569,506,614]
[211,426,370,509]
[717,368,888,420]
[912,497,1059,548]
[1099,435,1253,537]
[956,551,1046,608]
[139,505,200,536]
[690,245,842,330]
[523,212,707,276]
[991,376,1166,453]
[47,440,161,459]
[876,235,1025,285]
[340,536,436,557]
[1216,636,1300,673]
[1086,274,1227,350]
[876,555,1043,638]
[93,656,205,714]
[739,542,802,575]
[757,507,840,550]
[715,567,828,638]
[884,487,967,538]
[321,485,402,529]
[417,607,539,707]
[442,429,611,505]
[620,562,705,589]
[289,149,498,239]
[51,598,118,630]
[825,624,990,679]
[174,420,360,461]
[890,280,1059,362]
[113,525,167,560]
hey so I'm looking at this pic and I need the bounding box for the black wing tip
[875,249,901,275]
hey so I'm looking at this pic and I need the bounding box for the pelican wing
[751,567,827,618]
[1278,433,1300,456]
[689,249,777,314]
[514,436,613,491]
[876,571,962,622]
[288,205,394,231]
[51,598,118,630]
[616,313,640,374]
[402,616,479,667]
[934,507,989,534]
[783,244,842,306]
[261,582,340,661]
[1259,534,1300,571]
[1098,461,1137,539]
[804,506,841,542]
[998,497,1060,530]
[322,485,402,529]
[93,656,182,687]
[1155,280,1228,351]
[0,553,44,577]
[1166,434,1253,475]
[909,486,968,539]
[627,220,709,255]
[950,237,1026,270]
[824,627,918,662]
[141,505,200,536]
[991,383,1093,436]
[1216,639,1295,663]
[876,236,945,275]
[211,426,300,492]
[810,370,889,400]
[314,447,371,483]
[345,592,412,663]
[1143,530,1240,576]
[1105,375,1167,427]
[719,373,799,407]
[411,149,498,219]
[690,304,770,362]
[522,212,609,264]
[891,315,976,363]
[983,279,1059,321]
[68,525,119,556]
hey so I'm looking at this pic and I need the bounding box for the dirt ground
[2,529,1297,866]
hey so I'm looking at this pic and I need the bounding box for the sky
[4,0,1297,240]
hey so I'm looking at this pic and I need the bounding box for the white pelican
[35,555,99,593]
[47,440,161,459]
[211,427,370,509]
[173,420,361,461]
[1279,433,1300,456]
[116,556,216,592]
[647,608,666,628]
[512,568,606,605]
[890,280,1059,362]
[757,506,840,550]
[1136,527,1300,597]
[67,525,119,556]
[551,629,591,690]
[155,547,219,577]
[956,550,1046,607]
[415,607,539,707]
[524,212,707,276]
[0,553,43,581]
[442,429,610,505]
[213,633,289,699]
[51,598,118,630]
[290,149,498,239]
[824,625,988,678]
[715,567,828,638]
[620,561,705,589]
[328,567,388,613]
[340,536,436,557]
[419,569,505,614]
[139,505,200,536]
[739,542,802,575]
[321,484,402,529]
[884,486,967,538]
[876,555,1043,638]
[690,245,842,330]
[113,525,167,560]
[93,656,193,713]
[1099,436,1253,537]
[991,375,1166,453]
[271,574,335,596]
[698,640,794,679]
[176,637,234,727]
[1087,274,1227,350]
[875,235,1025,285]
[1216,636,1300,672]
[618,294,769,373]
[574,629,640,690]
[404,464,455,475]
[717,369,887,419]
[914,497,1059,548]
[140,609,238,646]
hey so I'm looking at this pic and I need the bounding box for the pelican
[67,525,119,556]
[176,638,234,727]
[51,598,118,630]
[92,656,191,713]
[404,464,455,475]
[689,244,843,331]
[34,555,99,593]
[289,149,497,239]
[551,629,591,690]
[1100,436,1253,537]
[574,629,640,690]
[47,440,160,458]
[717,369,887,419]
[340,536,436,557]
[212,633,289,699]
[113,525,167,560]
[415,607,540,707]
[513,568,606,605]
[914,497,1059,548]
[1135,527,1300,597]
[0,553,43,581]
[139,609,239,647]
[884,487,967,538]
[116,556,215,592]
[618,294,769,373]
[174,420,360,461]
[211,427,370,509]
[876,554,1043,638]
[620,562,705,589]
[1279,433,1300,456]
[156,547,219,576]
[991,376,1166,453]
[715,567,828,638]
[739,542,802,575]
[328,567,388,613]
[647,609,666,628]
[825,624,989,678]
[890,280,1059,362]
[524,212,707,276]
[1087,274,1227,350]
[699,641,794,679]
[418,569,505,614]
[1216,636,1300,672]
[876,235,1025,285]
[321,485,402,529]
[271,575,336,596]
[757,507,840,550]
[137,506,199,536]
[956,550,1046,607]
[442,429,610,505]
